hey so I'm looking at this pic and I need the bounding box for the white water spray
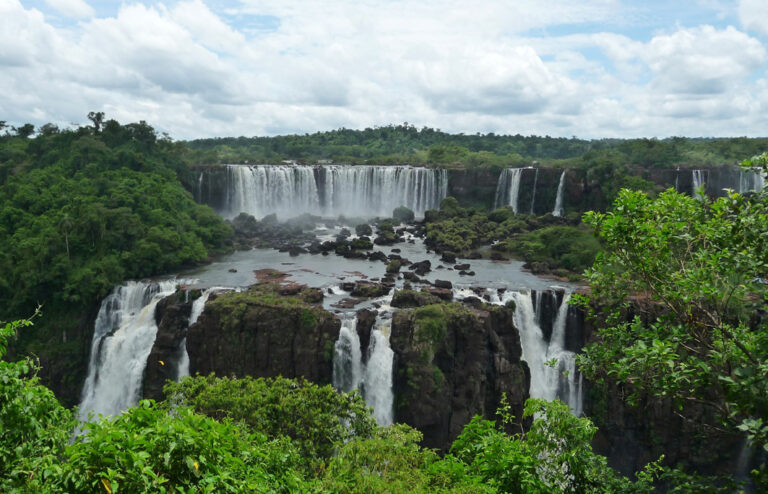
[225,165,447,219]
[176,288,216,380]
[692,170,706,200]
[494,168,524,212]
[332,312,395,426]
[78,280,178,421]
[363,325,395,426]
[553,171,566,217]
[499,290,582,415]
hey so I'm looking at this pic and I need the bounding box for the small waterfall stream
[363,325,395,426]
[552,170,566,217]
[529,168,539,214]
[692,170,706,200]
[176,288,217,380]
[739,169,765,194]
[78,280,178,421]
[493,168,524,211]
[493,289,583,414]
[332,302,395,426]
[333,316,364,393]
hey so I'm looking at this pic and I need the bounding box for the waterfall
[692,170,706,200]
[363,325,395,426]
[332,316,364,393]
[78,280,178,422]
[675,167,680,192]
[545,294,582,415]
[224,164,447,219]
[493,168,524,212]
[499,290,582,415]
[176,288,216,380]
[740,169,765,194]
[529,168,539,214]
[332,313,395,426]
[552,171,566,217]
[504,291,552,401]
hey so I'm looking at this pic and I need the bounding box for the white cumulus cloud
[44,0,94,19]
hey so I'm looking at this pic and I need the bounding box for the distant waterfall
[494,289,583,415]
[692,170,706,200]
[552,171,566,217]
[494,168,524,212]
[224,165,448,219]
[78,280,178,421]
[739,169,765,194]
[332,313,394,425]
[529,168,539,214]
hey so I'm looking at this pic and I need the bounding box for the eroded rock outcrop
[185,285,340,384]
[390,302,529,450]
[143,291,193,401]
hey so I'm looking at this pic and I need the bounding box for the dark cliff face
[446,169,500,209]
[389,302,529,451]
[185,286,340,384]
[586,383,745,477]
[143,291,193,401]
[27,305,100,408]
[192,164,751,218]
[577,300,746,477]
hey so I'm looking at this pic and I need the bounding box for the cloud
[739,0,768,37]
[0,0,766,139]
[644,26,766,95]
[44,0,94,19]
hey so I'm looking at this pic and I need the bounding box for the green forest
[186,123,768,169]
[0,118,232,402]
[1,118,767,492]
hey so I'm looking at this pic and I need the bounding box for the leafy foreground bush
[164,374,377,467]
[0,315,739,493]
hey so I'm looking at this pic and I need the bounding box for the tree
[87,111,105,134]
[576,180,768,463]
[14,123,35,138]
[450,398,658,493]
[163,375,377,466]
[0,315,74,492]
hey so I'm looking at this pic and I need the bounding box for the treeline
[185,123,768,169]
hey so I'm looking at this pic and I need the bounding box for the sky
[2,0,768,139]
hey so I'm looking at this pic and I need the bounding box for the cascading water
[332,310,395,426]
[224,164,447,219]
[363,325,395,426]
[493,168,524,212]
[739,169,765,194]
[529,168,539,214]
[176,288,216,380]
[545,293,582,415]
[496,289,582,415]
[552,171,566,217]
[333,316,364,393]
[692,170,706,200]
[78,280,178,421]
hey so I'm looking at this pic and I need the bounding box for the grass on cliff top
[209,284,325,331]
